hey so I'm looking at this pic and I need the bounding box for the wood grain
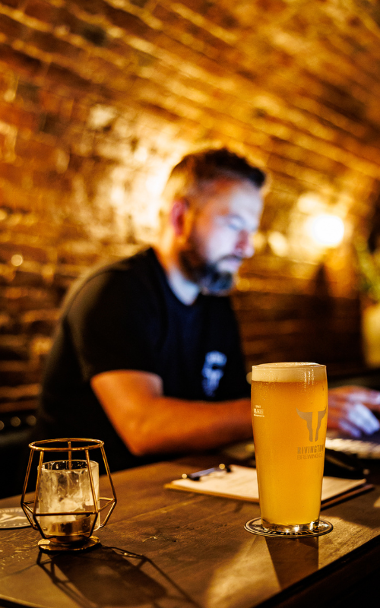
[0,457,379,608]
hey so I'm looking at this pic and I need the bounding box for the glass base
[38,536,100,552]
[245,517,333,538]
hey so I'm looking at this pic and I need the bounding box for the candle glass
[21,438,117,552]
[37,460,99,541]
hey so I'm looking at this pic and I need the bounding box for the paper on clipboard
[165,465,371,505]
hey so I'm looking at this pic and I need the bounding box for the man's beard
[179,246,240,295]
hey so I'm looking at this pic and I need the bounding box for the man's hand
[328,385,380,437]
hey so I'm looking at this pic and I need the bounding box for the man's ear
[170,198,189,236]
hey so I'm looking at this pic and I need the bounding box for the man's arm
[91,370,252,456]
[92,371,380,455]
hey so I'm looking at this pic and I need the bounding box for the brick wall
[1,0,380,433]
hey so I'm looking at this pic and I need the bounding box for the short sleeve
[65,269,162,382]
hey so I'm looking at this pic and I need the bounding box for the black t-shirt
[35,248,249,472]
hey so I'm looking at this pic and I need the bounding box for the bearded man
[34,148,380,471]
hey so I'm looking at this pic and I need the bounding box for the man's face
[179,179,263,294]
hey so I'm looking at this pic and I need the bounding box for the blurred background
[1,0,380,471]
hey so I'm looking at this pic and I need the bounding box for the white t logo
[202,351,227,397]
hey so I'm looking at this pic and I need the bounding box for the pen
[181,464,231,481]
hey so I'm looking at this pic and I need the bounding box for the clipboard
[165,465,374,508]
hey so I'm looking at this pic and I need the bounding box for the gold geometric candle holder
[21,438,117,553]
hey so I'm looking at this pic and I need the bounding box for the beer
[251,362,327,533]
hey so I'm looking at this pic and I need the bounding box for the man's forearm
[127,395,253,456]
[91,369,252,456]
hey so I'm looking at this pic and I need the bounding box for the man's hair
[161,148,266,206]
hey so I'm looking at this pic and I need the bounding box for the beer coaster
[0,508,31,529]
[244,517,333,538]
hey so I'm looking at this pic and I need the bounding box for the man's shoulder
[63,247,162,311]
[88,246,155,279]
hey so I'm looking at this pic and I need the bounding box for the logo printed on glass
[296,407,327,442]
[296,407,327,460]
[253,405,264,417]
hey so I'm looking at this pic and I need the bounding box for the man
[34,148,380,471]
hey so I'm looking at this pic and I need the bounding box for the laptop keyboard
[326,431,380,459]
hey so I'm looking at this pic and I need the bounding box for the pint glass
[246,362,333,537]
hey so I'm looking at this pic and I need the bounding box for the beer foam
[251,362,326,383]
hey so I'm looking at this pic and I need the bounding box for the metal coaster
[0,508,31,529]
[38,536,100,552]
[245,517,333,538]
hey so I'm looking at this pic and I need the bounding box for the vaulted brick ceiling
[1,0,379,419]
[0,0,378,282]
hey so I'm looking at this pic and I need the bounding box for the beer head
[251,362,326,383]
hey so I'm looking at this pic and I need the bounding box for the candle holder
[21,438,117,553]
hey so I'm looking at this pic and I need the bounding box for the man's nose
[236,230,254,258]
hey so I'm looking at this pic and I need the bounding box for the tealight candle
[37,460,99,543]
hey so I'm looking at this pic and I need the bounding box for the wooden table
[0,455,379,608]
